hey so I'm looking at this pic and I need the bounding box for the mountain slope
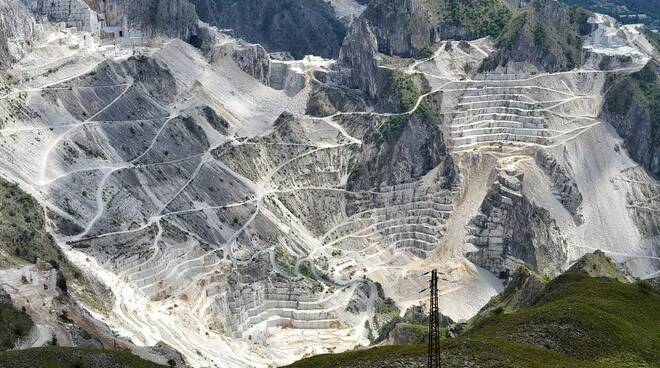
[602,60,660,177]
[0,347,165,368]
[0,2,659,367]
[481,0,594,72]
[285,255,660,368]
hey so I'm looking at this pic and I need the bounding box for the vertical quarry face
[189,0,348,59]
[0,0,35,68]
[0,1,658,367]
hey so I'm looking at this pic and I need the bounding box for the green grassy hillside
[285,272,660,368]
[0,347,165,368]
[0,303,33,351]
[0,178,110,313]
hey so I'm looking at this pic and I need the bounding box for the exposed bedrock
[360,0,438,58]
[480,0,595,73]
[337,17,382,100]
[620,167,660,239]
[0,0,35,69]
[467,266,547,329]
[189,0,347,59]
[534,150,583,222]
[202,30,273,87]
[202,27,327,96]
[358,0,511,58]
[335,10,436,103]
[89,0,200,40]
[601,60,660,178]
[305,82,368,117]
[467,166,568,277]
[347,107,455,190]
[2,7,659,366]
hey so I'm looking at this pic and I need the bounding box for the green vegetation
[274,246,296,276]
[0,303,33,351]
[533,23,546,46]
[0,347,165,368]
[392,323,428,344]
[499,11,529,47]
[448,0,514,39]
[376,70,436,147]
[415,47,434,60]
[483,1,591,71]
[471,272,660,366]
[0,179,83,279]
[385,71,423,113]
[286,272,660,368]
[299,261,315,279]
[0,179,107,314]
[376,115,409,146]
[466,266,548,330]
[370,283,400,339]
[0,180,70,273]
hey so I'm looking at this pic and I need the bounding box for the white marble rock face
[0,2,658,368]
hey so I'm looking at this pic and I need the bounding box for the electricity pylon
[427,269,441,368]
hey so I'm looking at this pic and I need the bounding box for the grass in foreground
[285,273,660,368]
[0,347,165,368]
[0,303,33,351]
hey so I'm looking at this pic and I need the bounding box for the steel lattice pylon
[427,269,441,368]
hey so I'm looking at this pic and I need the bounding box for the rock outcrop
[602,60,660,178]
[337,18,382,99]
[567,249,631,283]
[306,82,368,117]
[190,0,347,59]
[481,0,594,72]
[535,151,583,221]
[359,0,512,58]
[1,3,659,367]
[117,0,200,40]
[347,110,455,190]
[467,166,568,277]
[467,266,546,329]
[360,0,438,58]
[0,0,34,69]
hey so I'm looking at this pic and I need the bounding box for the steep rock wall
[0,0,35,69]
[189,0,346,59]
[601,60,660,178]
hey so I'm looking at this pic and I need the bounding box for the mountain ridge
[0,0,658,367]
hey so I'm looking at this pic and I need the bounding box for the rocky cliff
[337,17,382,99]
[337,0,512,100]
[467,166,568,277]
[0,0,34,69]
[360,0,512,58]
[189,0,347,59]
[0,2,659,367]
[480,0,594,72]
[602,60,660,177]
[91,0,200,40]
